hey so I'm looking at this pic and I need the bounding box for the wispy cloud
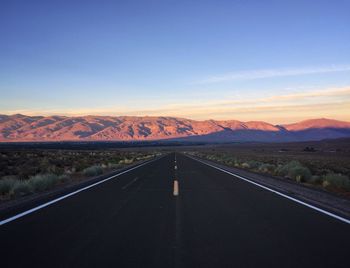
[195,64,350,84]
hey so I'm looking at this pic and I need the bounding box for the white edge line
[0,156,164,226]
[188,155,350,225]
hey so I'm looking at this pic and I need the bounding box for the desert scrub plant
[207,155,218,161]
[233,159,242,167]
[0,176,17,195]
[276,161,311,182]
[258,163,276,173]
[275,161,299,177]
[240,160,262,170]
[119,158,134,165]
[223,157,237,167]
[11,180,32,197]
[83,165,103,177]
[101,163,108,169]
[107,163,121,169]
[290,166,312,182]
[241,162,250,169]
[136,155,153,160]
[58,174,70,183]
[28,173,59,192]
[247,160,262,169]
[322,173,350,191]
[309,175,322,184]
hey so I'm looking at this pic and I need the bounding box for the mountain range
[1,114,350,142]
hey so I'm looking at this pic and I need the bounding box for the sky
[1,0,350,124]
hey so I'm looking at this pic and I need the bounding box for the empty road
[0,153,349,267]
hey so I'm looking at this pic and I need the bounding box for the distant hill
[0,114,350,142]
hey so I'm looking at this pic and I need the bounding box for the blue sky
[1,0,350,123]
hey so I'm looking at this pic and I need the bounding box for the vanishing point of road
[0,153,349,267]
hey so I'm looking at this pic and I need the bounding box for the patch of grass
[83,165,103,177]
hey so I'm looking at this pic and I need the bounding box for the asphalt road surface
[0,153,349,267]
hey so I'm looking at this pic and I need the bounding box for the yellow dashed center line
[173,180,179,196]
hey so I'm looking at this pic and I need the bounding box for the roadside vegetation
[186,142,350,196]
[0,150,160,201]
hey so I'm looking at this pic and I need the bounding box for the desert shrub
[11,180,32,197]
[276,161,311,182]
[119,159,134,165]
[83,165,103,177]
[276,161,298,177]
[240,160,261,169]
[0,176,17,195]
[58,174,70,183]
[225,158,238,167]
[258,163,276,173]
[303,146,316,152]
[136,155,153,160]
[289,166,312,182]
[108,163,121,169]
[275,161,297,176]
[309,175,322,184]
[101,163,108,169]
[322,180,330,188]
[241,162,250,169]
[28,173,59,192]
[221,155,233,164]
[65,167,76,174]
[247,160,261,169]
[322,173,350,191]
[207,155,218,161]
[233,159,242,167]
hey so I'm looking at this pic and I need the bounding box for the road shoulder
[186,154,350,220]
[0,155,163,222]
